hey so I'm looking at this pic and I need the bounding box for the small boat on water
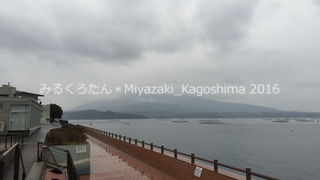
[199,119,224,124]
[296,119,315,122]
[172,120,189,123]
[272,119,289,123]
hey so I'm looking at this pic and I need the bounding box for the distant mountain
[73,95,278,111]
[70,95,286,118]
[70,95,320,118]
[64,110,147,120]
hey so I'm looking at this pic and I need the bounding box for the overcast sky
[1,0,320,111]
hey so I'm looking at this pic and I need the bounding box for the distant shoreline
[64,109,320,120]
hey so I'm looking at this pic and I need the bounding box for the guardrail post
[129,137,131,144]
[191,153,195,164]
[246,168,252,180]
[119,135,122,140]
[0,156,4,180]
[135,139,137,145]
[5,136,7,149]
[37,142,40,162]
[214,160,218,172]
[174,149,177,158]
[150,143,153,151]
[142,141,145,148]
[161,146,164,154]
[14,147,20,180]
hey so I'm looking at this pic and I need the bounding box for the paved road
[88,135,176,180]
[24,122,61,143]
[3,122,61,180]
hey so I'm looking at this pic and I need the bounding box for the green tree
[50,104,63,122]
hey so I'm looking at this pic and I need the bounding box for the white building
[41,105,51,124]
[0,84,43,135]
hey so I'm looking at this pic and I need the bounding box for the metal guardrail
[70,122,279,180]
[0,143,26,180]
[37,142,80,180]
[0,134,24,152]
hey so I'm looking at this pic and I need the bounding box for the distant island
[63,110,147,120]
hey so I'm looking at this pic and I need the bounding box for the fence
[66,151,79,180]
[0,143,26,180]
[0,134,24,152]
[37,142,80,180]
[67,121,279,180]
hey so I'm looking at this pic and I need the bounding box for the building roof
[16,91,44,97]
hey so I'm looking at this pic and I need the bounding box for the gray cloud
[314,0,320,7]
[0,0,259,62]
[197,0,258,51]
[295,82,320,88]
[0,0,158,61]
[1,0,319,112]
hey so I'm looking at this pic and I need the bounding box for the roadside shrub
[45,125,87,146]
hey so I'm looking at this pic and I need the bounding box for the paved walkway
[88,136,176,180]
[3,122,61,180]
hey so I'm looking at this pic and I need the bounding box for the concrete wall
[30,104,41,128]
[0,100,11,133]
[0,85,16,97]
[41,105,50,124]
[0,98,10,133]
